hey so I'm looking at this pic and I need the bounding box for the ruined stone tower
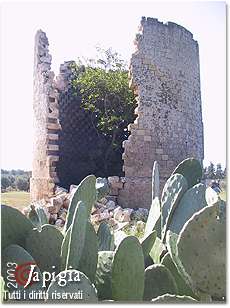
[31,17,204,208]
[118,17,204,208]
[30,30,60,201]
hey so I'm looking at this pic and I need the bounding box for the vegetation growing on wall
[71,47,136,175]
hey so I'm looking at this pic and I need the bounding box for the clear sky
[0,0,226,170]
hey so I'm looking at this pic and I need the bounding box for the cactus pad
[152,161,160,199]
[46,270,98,302]
[1,276,7,302]
[149,237,165,264]
[97,222,114,251]
[61,226,72,270]
[144,197,161,237]
[167,183,207,235]
[165,230,194,291]
[143,264,177,300]
[112,236,145,301]
[161,253,196,298]
[95,251,115,300]
[25,224,63,274]
[177,202,226,298]
[65,175,96,231]
[161,173,188,239]
[28,206,48,229]
[1,205,34,250]
[141,231,157,258]
[172,158,202,189]
[78,222,98,282]
[1,244,43,300]
[151,294,198,303]
[66,201,88,270]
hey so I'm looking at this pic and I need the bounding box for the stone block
[48,155,59,162]
[69,184,78,194]
[106,200,116,211]
[49,213,58,224]
[106,196,117,203]
[108,176,119,184]
[48,133,58,140]
[144,135,152,142]
[48,144,59,151]
[99,210,110,221]
[108,176,124,190]
[136,129,145,136]
[119,208,133,223]
[55,219,65,228]
[162,154,168,160]
[117,177,152,209]
[128,123,138,131]
[55,186,68,195]
[48,196,63,213]
[110,187,119,196]
[63,198,70,209]
[47,122,61,130]
[113,207,123,221]
[59,211,67,222]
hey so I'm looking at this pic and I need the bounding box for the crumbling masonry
[30,17,204,209]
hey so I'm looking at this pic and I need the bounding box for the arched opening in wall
[56,85,136,189]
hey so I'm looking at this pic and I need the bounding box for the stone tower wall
[117,17,204,208]
[30,30,60,201]
[31,18,204,209]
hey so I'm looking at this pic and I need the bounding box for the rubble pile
[24,181,149,232]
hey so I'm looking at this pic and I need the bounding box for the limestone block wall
[117,17,204,208]
[31,19,204,209]
[30,30,61,201]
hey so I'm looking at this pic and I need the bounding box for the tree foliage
[203,162,225,180]
[70,47,136,174]
[1,170,31,192]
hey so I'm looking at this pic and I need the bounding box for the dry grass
[1,191,30,211]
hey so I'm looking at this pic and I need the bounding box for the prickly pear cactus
[112,236,145,301]
[28,205,48,229]
[64,175,96,232]
[78,222,98,282]
[36,206,48,225]
[149,237,165,264]
[151,294,198,303]
[144,197,161,237]
[94,251,115,300]
[161,173,188,240]
[161,253,196,298]
[140,231,157,259]
[165,230,194,291]
[1,244,43,300]
[66,201,88,270]
[25,224,63,274]
[97,222,114,251]
[152,161,160,199]
[144,162,160,237]
[28,207,40,228]
[1,205,34,250]
[177,201,226,298]
[1,276,7,302]
[167,183,208,235]
[46,270,98,302]
[96,177,110,201]
[143,264,177,301]
[172,158,202,189]
[61,226,72,271]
